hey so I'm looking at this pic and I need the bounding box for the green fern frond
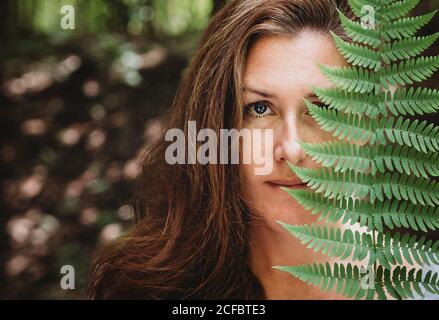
[337,9,381,48]
[288,164,439,206]
[384,87,439,116]
[275,263,439,300]
[288,165,371,200]
[371,171,439,206]
[377,266,439,299]
[297,140,439,178]
[380,0,420,21]
[381,33,439,64]
[373,200,439,232]
[311,86,385,117]
[283,189,439,233]
[346,0,364,18]
[273,263,375,300]
[319,64,381,93]
[384,232,439,267]
[278,223,439,269]
[381,10,438,41]
[277,0,439,300]
[331,32,382,71]
[281,188,368,226]
[305,100,377,143]
[373,144,439,178]
[379,116,439,153]
[278,223,372,263]
[382,56,439,87]
[296,140,373,174]
[348,0,385,19]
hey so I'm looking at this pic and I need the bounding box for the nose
[274,119,306,165]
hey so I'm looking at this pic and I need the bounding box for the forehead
[243,31,348,92]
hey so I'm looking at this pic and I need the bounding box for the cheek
[301,119,334,142]
[240,165,320,229]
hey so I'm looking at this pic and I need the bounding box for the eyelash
[244,101,328,119]
[244,102,274,119]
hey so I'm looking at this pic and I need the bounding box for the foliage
[277,0,439,300]
[0,0,219,299]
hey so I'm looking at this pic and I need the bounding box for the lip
[265,180,308,189]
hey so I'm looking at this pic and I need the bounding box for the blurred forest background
[0,0,438,299]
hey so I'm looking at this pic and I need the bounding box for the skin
[240,30,355,299]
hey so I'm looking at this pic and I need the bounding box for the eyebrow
[243,85,320,100]
[242,86,274,98]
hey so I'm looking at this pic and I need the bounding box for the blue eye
[254,103,268,114]
[245,102,274,119]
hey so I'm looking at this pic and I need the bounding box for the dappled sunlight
[82,79,101,97]
[6,255,31,277]
[99,223,122,244]
[79,208,99,226]
[0,0,220,299]
[117,205,135,221]
[19,167,48,199]
[123,159,141,180]
[86,129,107,151]
[58,125,84,146]
[21,119,48,136]
[3,55,82,98]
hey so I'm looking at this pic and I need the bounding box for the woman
[89,0,357,299]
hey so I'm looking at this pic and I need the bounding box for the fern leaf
[348,0,385,19]
[377,266,439,299]
[319,64,381,93]
[382,56,439,86]
[281,188,368,226]
[379,116,439,153]
[366,198,439,233]
[297,140,373,174]
[372,171,439,206]
[381,10,438,41]
[374,144,439,178]
[287,165,371,200]
[278,223,439,269]
[381,33,439,64]
[380,0,421,21]
[394,232,439,266]
[278,223,372,263]
[283,189,439,233]
[380,0,420,21]
[384,87,439,116]
[331,32,382,71]
[288,163,439,206]
[278,0,439,300]
[276,263,439,300]
[311,86,385,117]
[298,140,439,178]
[337,9,381,48]
[273,263,373,300]
[305,100,375,144]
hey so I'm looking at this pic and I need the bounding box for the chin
[251,201,319,232]
[243,175,319,229]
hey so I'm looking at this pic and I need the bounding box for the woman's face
[240,30,349,231]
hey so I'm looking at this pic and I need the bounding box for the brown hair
[89,0,354,299]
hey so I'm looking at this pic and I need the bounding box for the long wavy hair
[89,0,354,299]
